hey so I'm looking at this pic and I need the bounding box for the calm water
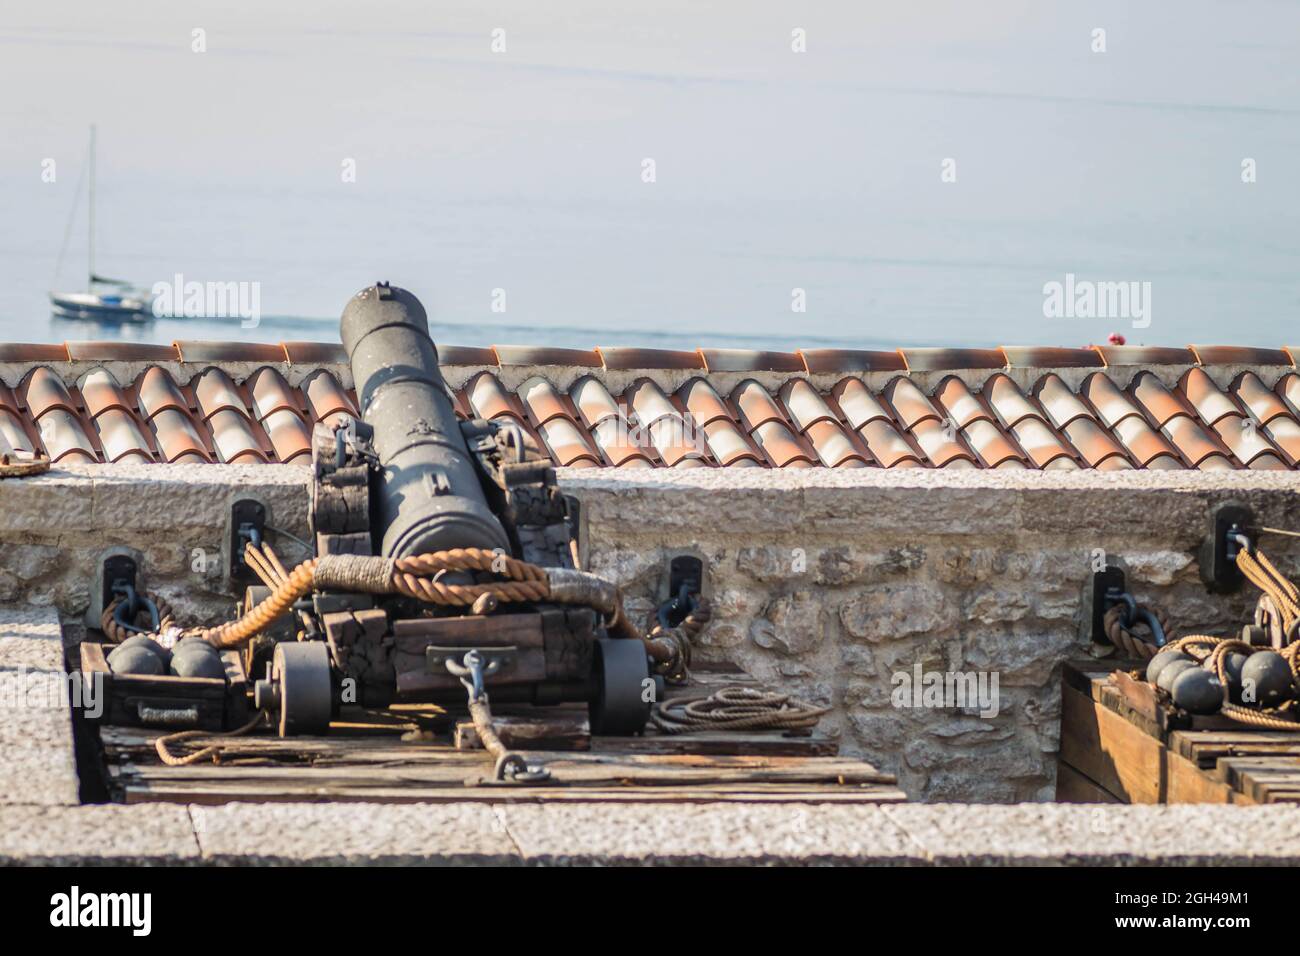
[2,2,1298,352]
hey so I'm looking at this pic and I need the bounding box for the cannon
[251,283,659,744]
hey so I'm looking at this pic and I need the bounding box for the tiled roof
[4,340,1300,470]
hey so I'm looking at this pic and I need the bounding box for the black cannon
[251,283,655,743]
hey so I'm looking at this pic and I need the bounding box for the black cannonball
[1170,667,1224,715]
[1240,651,1295,708]
[1222,651,1250,704]
[1146,650,1191,686]
[116,634,171,667]
[170,652,226,680]
[1156,658,1199,693]
[106,643,165,676]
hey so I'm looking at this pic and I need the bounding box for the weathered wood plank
[1060,685,1164,803]
[1055,761,1122,804]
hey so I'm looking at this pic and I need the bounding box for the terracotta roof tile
[797,349,906,374]
[438,345,498,367]
[282,342,348,365]
[302,370,359,426]
[175,341,286,363]
[0,340,1297,473]
[65,341,177,362]
[0,344,69,362]
[494,345,601,368]
[1094,345,1196,367]
[1191,345,1292,367]
[699,349,803,373]
[596,347,703,371]
[1002,347,1104,369]
[900,348,1005,372]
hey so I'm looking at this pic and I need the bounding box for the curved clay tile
[535,416,600,467]
[700,419,764,466]
[148,408,212,463]
[623,379,682,429]
[730,380,788,432]
[983,375,1042,428]
[23,367,78,418]
[1080,373,1147,428]
[302,370,359,425]
[831,378,894,429]
[677,378,735,428]
[570,376,622,427]
[1051,417,1127,469]
[34,408,97,463]
[192,367,251,420]
[1178,368,1243,427]
[135,366,190,419]
[0,409,34,458]
[882,377,944,430]
[803,420,869,467]
[1130,372,1194,429]
[856,419,923,468]
[751,420,816,467]
[908,418,977,468]
[518,377,577,428]
[260,408,312,463]
[1232,372,1291,425]
[93,408,152,464]
[207,408,267,464]
[933,376,996,429]
[248,367,303,420]
[78,368,133,418]
[1030,374,1093,430]
[961,419,1026,468]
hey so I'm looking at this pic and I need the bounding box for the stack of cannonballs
[106,635,226,679]
[1145,645,1296,716]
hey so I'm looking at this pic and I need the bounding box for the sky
[0,0,1297,350]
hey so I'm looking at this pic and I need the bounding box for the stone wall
[564,469,1300,802]
[8,464,1300,803]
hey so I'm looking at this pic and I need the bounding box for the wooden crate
[80,641,249,732]
[1058,661,1300,805]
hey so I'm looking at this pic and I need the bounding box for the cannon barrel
[340,283,510,558]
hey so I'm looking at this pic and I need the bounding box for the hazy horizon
[2,1,1297,350]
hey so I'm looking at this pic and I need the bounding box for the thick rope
[100,593,176,645]
[154,709,268,766]
[197,549,670,660]
[651,686,829,735]
[1103,602,1174,661]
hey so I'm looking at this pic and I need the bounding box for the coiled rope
[651,687,829,734]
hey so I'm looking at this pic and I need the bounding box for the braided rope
[651,686,829,735]
[1103,603,1174,660]
[100,593,176,645]
[154,709,268,766]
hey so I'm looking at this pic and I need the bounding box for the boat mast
[87,124,95,290]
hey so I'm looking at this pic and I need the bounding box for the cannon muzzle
[340,283,510,558]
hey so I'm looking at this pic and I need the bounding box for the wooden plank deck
[95,663,906,806]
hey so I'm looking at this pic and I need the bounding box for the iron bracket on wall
[1090,565,1127,646]
[228,498,268,586]
[1199,502,1254,594]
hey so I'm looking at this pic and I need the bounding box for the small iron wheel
[589,638,651,736]
[273,642,334,737]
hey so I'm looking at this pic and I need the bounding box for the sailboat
[49,126,154,323]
